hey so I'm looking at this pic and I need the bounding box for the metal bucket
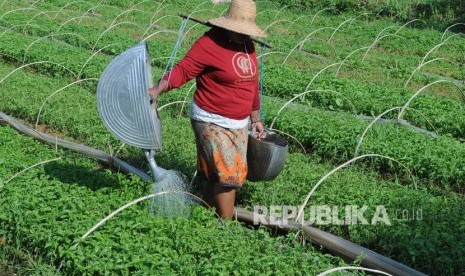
[247,129,288,182]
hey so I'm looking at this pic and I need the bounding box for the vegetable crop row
[273,0,465,31]
[2,103,464,275]
[1,56,464,191]
[261,96,465,191]
[154,115,465,276]
[1,1,464,275]
[1,20,464,145]
[1,57,465,273]
[0,31,110,80]
[0,10,181,65]
[4,0,464,78]
[0,126,347,275]
[1,6,463,143]
[0,23,196,88]
[1,3,464,144]
[263,63,465,140]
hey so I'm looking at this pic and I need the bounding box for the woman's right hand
[148,79,168,104]
[148,87,159,105]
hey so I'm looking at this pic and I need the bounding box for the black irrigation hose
[0,112,426,276]
[0,112,152,182]
[234,209,427,276]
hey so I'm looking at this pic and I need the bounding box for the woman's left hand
[252,120,265,139]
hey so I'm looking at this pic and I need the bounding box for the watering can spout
[144,149,167,182]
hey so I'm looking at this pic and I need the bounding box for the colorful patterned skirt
[191,119,248,188]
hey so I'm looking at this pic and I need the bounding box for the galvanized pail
[247,129,288,182]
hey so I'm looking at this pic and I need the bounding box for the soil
[0,267,16,276]
[0,237,16,276]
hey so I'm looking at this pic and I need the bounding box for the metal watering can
[96,42,166,182]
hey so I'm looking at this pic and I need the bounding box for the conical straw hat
[208,0,267,38]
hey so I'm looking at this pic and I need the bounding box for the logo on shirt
[232,53,256,78]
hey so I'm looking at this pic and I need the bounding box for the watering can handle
[150,94,156,105]
[148,94,162,120]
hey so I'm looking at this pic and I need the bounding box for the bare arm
[148,35,209,101]
[250,110,265,138]
[250,110,261,123]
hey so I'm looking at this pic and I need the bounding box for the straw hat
[208,0,267,38]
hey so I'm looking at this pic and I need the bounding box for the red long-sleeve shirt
[162,28,260,120]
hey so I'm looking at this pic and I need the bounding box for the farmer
[149,0,267,219]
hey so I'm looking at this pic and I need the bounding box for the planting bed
[1,0,464,275]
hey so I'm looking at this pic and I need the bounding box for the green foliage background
[274,0,465,30]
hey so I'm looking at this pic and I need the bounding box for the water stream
[150,170,192,217]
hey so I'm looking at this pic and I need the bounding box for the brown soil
[0,237,17,276]
[34,123,66,139]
